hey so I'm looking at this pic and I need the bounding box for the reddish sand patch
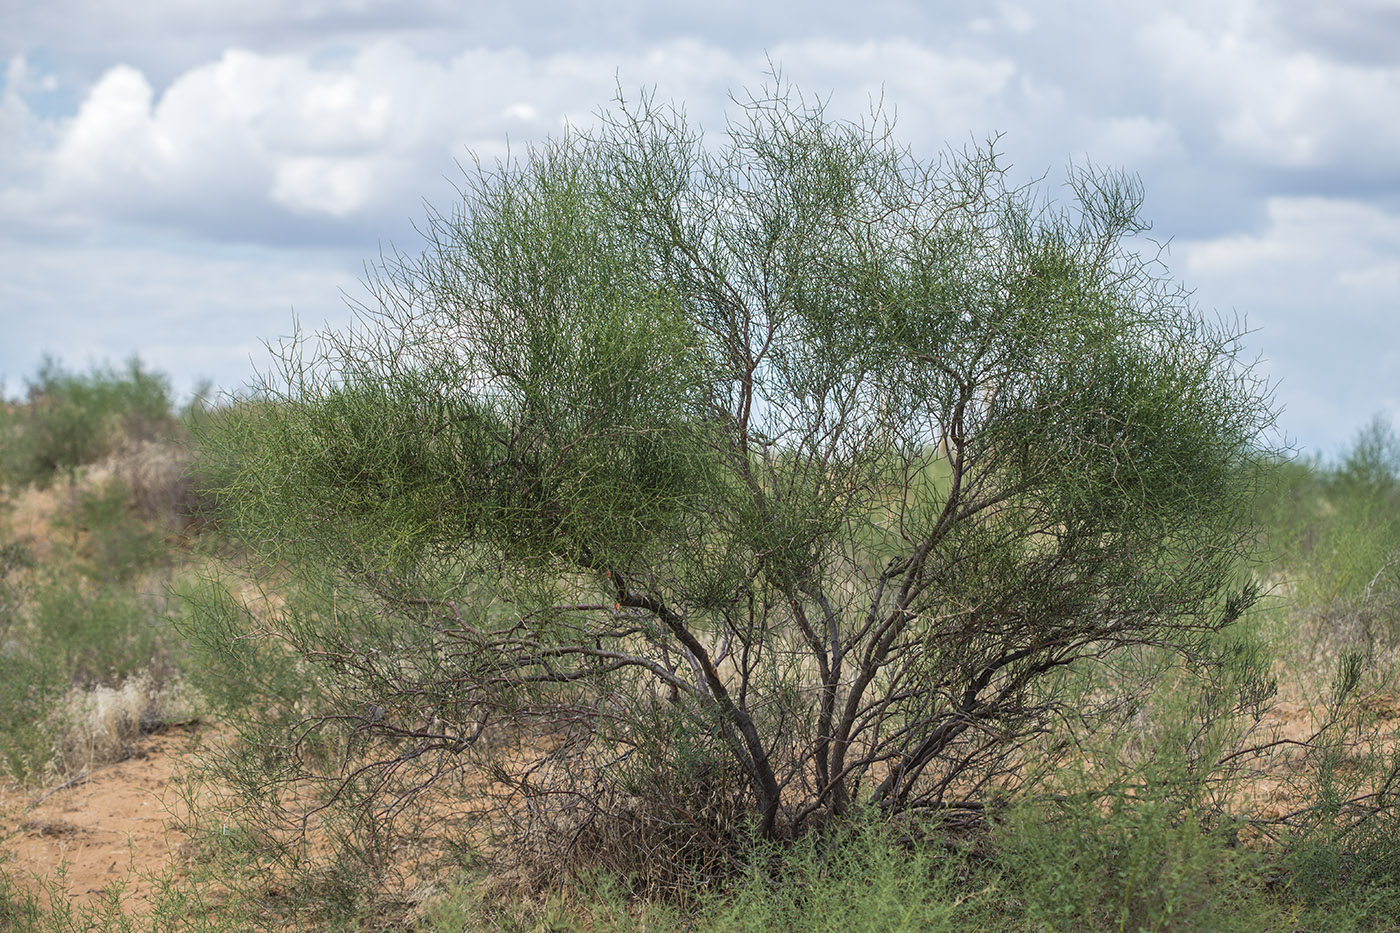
[0,725,205,912]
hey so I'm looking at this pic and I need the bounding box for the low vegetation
[0,360,209,788]
[1,84,1399,931]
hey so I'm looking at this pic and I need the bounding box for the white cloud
[765,38,1017,134]
[1338,261,1400,294]
[1178,197,1400,453]
[38,56,277,229]
[272,156,377,217]
[1182,197,1400,299]
[1139,10,1400,172]
[52,65,167,191]
[6,37,1032,241]
[970,3,1035,37]
[1087,116,1185,169]
[0,57,56,184]
[502,102,539,123]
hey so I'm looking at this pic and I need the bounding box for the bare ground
[0,724,207,914]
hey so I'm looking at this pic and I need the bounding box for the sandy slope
[1,725,205,913]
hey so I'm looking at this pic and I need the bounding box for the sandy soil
[0,724,206,913]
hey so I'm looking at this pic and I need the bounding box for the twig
[26,771,92,812]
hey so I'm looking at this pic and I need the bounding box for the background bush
[1,357,177,488]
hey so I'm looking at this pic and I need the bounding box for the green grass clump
[423,816,996,933]
[995,795,1276,932]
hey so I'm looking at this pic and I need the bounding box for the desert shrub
[1261,648,1400,925]
[993,691,1278,933]
[995,791,1282,933]
[689,816,988,933]
[1255,417,1400,685]
[28,572,170,685]
[1322,418,1400,649]
[1252,714,1400,932]
[0,575,168,780]
[193,76,1279,893]
[1334,414,1400,491]
[171,572,416,927]
[0,356,176,488]
[0,389,206,780]
[1260,416,1400,597]
[1281,791,1400,915]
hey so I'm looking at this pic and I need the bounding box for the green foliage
[1336,414,1400,491]
[1258,724,1400,930]
[0,439,194,782]
[429,799,1396,933]
[173,576,305,718]
[1263,657,1400,924]
[29,572,170,686]
[0,869,44,932]
[1283,809,1400,918]
[194,76,1278,892]
[171,571,451,928]
[0,356,176,487]
[998,790,1274,932]
[691,819,984,933]
[0,540,48,779]
[1260,416,1400,590]
[0,567,175,780]
[426,817,994,932]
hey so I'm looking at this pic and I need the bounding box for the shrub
[1335,414,1400,492]
[426,816,991,932]
[996,792,1280,933]
[1256,417,1400,670]
[0,356,175,487]
[195,77,1279,883]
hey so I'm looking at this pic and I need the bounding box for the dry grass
[111,440,207,530]
[51,673,199,776]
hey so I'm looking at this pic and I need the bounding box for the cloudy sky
[2,1,1396,457]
